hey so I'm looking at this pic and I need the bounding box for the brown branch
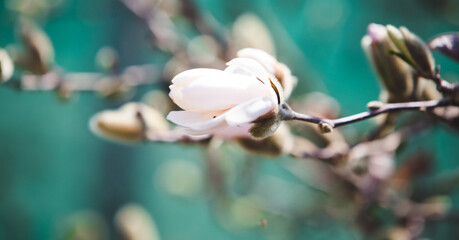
[282,99,455,131]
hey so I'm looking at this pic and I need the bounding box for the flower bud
[95,46,119,72]
[0,49,14,83]
[90,103,169,143]
[387,25,435,78]
[362,24,413,101]
[16,19,54,75]
[115,204,160,240]
[231,13,275,56]
[237,123,294,157]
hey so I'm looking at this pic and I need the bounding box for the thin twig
[282,99,455,129]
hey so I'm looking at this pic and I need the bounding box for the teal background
[0,0,459,239]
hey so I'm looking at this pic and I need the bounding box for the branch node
[318,121,334,134]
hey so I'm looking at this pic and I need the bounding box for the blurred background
[1,0,459,239]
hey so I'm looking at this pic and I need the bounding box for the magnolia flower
[167,52,285,139]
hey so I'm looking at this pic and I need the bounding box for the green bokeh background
[0,0,458,239]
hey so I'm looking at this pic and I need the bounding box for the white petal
[224,97,275,126]
[178,72,271,111]
[212,124,254,139]
[237,48,277,74]
[167,110,226,131]
[170,68,222,86]
[224,57,271,85]
[169,69,223,110]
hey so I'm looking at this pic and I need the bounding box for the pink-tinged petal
[171,68,222,86]
[179,72,272,111]
[169,69,224,109]
[224,97,275,126]
[224,57,271,85]
[212,124,254,139]
[166,110,226,131]
[367,23,387,42]
[237,48,277,74]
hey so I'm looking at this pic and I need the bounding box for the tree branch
[282,99,455,131]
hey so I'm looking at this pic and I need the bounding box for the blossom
[167,51,285,138]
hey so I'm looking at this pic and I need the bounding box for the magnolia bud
[400,27,435,77]
[362,24,413,101]
[237,123,294,157]
[17,19,54,75]
[387,25,435,78]
[248,112,282,139]
[95,46,119,72]
[90,103,169,143]
[0,49,14,82]
[115,204,160,240]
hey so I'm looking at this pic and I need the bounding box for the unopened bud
[90,103,169,143]
[115,204,160,240]
[362,24,413,101]
[0,49,14,82]
[387,25,435,78]
[95,46,119,72]
[400,27,435,77]
[17,19,54,75]
[249,113,281,139]
[237,123,294,157]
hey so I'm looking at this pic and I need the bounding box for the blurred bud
[115,204,160,240]
[229,197,263,228]
[95,46,119,72]
[16,19,54,75]
[142,90,172,115]
[56,81,74,101]
[155,159,202,198]
[386,227,411,240]
[187,35,224,68]
[429,33,459,62]
[231,13,275,56]
[362,24,413,101]
[57,211,108,240]
[90,103,169,143]
[237,123,294,157]
[0,49,14,83]
[387,25,435,78]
